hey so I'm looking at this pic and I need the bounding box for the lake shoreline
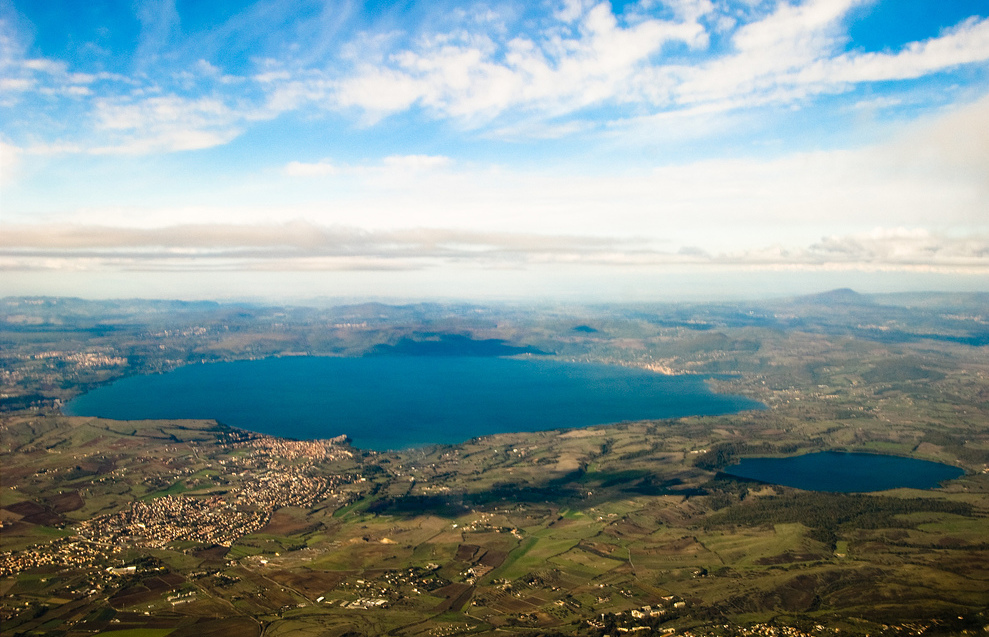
[65,355,766,451]
[721,450,965,492]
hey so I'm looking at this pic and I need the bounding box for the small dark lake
[65,355,763,450]
[722,451,964,492]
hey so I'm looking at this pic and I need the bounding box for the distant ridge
[793,288,872,306]
[369,334,551,357]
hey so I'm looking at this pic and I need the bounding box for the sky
[1,0,987,302]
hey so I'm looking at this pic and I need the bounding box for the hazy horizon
[3,270,987,306]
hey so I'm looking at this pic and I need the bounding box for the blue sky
[1,0,987,301]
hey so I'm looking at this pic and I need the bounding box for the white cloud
[334,1,710,124]
[0,221,638,270]
[89,95,242,154]
[802,228,989,268]
[0,77,32,92]
[852,96,903,110]
[662,0,860,107]
[21,58,67,74]
[285,160,338,176]
[335,66,424,117]
[0,0,989,161]
[3,1,988,153]
[0,140,20,184]
[1,221,985,274]
[22,142,85,155]
[555,0,591,24]
[134,0,181,68]
[326,0,989,133]
[381,154,451,170]
[685,228,989,271]
[822,17,989,85]
[896,92,989,189]
[19,97,981,246]
[285,154,451,178]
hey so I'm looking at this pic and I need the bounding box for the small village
[0,435,359,577]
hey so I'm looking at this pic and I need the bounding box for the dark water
[65,356,763,450]
[722,451,964,492]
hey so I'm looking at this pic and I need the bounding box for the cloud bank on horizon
[1,0,987,299]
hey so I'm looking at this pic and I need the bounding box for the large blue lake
[65,356,764,450]
[722,451,964,492]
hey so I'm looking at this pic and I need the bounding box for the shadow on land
[363,468,706,518]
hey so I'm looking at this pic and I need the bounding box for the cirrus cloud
[2,0,988,154]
